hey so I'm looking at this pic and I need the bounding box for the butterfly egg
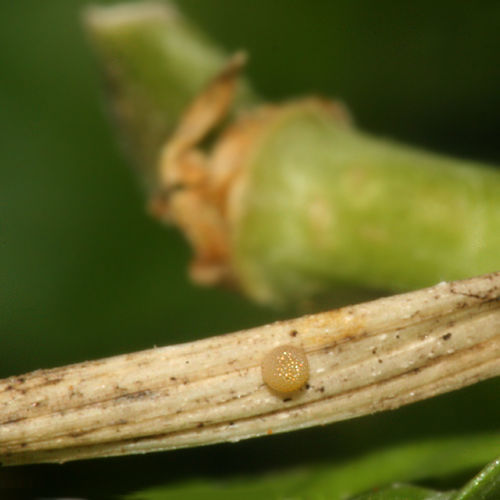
[261,344,309,393]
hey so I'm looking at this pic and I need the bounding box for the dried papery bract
[0,272,499,465]
[149,52,251,287]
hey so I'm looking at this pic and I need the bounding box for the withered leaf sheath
[1,272,499,465]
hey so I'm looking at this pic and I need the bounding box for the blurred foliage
[0,0,498,498]
[126,438,500,500]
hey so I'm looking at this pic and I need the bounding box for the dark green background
[1,1,499,497]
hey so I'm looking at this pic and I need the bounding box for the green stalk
[84,2,255,190]
[234,102,500,305]
[85,2,500,307]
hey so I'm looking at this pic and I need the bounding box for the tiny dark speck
[197,422,204,428]
[170,376,177,381]
[378,359,383,364]
[305,383,311,390]
[442,333,452,341]
[290,330,298,337]
[185,360,190,364]
[283,397,292,402]
[319,386,325,393]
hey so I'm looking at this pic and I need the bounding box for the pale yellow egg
[261,344,309,393]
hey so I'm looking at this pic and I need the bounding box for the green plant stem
[84,2,255,190]
[85,2,500,307]
[234,102,500,305]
